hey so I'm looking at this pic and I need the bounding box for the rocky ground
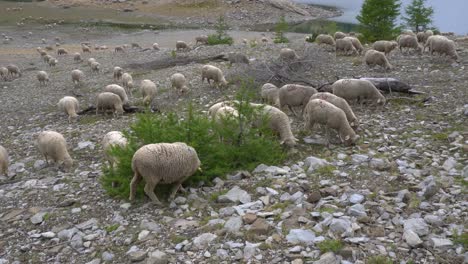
[0,22,467,264]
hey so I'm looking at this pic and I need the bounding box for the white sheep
[332,79,386,105]
[428,35,459,61]
[336,38,357,55]
[343,36,363,54]
[113,66,123,81]
[0,145,9,176]
[278,84,318,117]
[37,71,49,86]
[6,64,21,77]
[201,65,228,88]
[96,92,124,117]
[131,43,141,49]
[170,73,188,95]
[372,40,398,56]
[103,84,129,105]
[43,54,52,63]
[122,72,134,96]
[207,101,239,119]
[310,92,358,129]
[87,58,96,67]
[227,52,249,65]
[0,67,8,81]
[57,48,68,55]
[176,41,189,51]
[115,46,125,53]
[90,61,100,73]
[334,31,346,40]
[58,96,79,123]
[364,49,393,71]
[303,99,359,146]
[279,48,298,61]
[398,34,422,54]
[37,131,73,171]
[261,83,280,107]
[316,34,335,47]
[152,43,160,50]
[48,58,57,67]
[129,142,201,205]
[82,44,91,53]
[102,131,128,168]
[252,104,298,147]
[261,36,268,43]
[195,35,208,45]
[140,79,157,105]
[71,69,84,87]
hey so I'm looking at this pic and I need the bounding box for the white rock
[349,193,364,204]
[442,157,456,171]
[218,186,251,204]
[193,233,217,249]
[41,231,56,238]
[430,237,453,248]
[347,204,367,217]
[403,218,429,236]
[224,216,242,234]
[403,229,423,247]
[286,229,316,245]
[138,230,150,241]
[304,156,330,173]
[243,242,260,260]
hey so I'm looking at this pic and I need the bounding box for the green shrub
[317,239,343,253]
[100,83,286,200]
[367,256,394,264]
[207,15,234,46]
[273,16,289,44]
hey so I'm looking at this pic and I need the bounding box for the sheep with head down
[332,79,386,106]
[103,84,129,105]
[122,72,134,96]
[71,69,84,87]
[278,84,318,117]
[336,38,357,55]
[37,71,49,86]
[58,96,79,123]
[343,36,363,54]
[364,49,393,71]
[428,35,459,61]
[261,83,280,107]
[129,142,201,205]
[201,65,228,88]
[171,73,189,95]
[37,130,73,171]
[279,48,298,61]
[398,34,422,54]
[140,79,157,105]
[316,34,335,47]
[0,145,9,176]
[102,131,128,168]
[96,92,124,117]
[372,40,398,56]
[113,67,123,81]
[0,67,8,81]
[334,31,346,40]
[310,92,358,129]
[252,104,298,147]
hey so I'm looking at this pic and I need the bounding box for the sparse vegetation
[357,0,402,42]
[367,256,394,264]
[317,239,344,253]
[207,15,233,46]
[453,231,468,250]
[273,16,289,44]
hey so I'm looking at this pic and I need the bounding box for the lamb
[170,73,188,95]
[101,131,128,168]
[57,96,79,123]
[195,35,208,45]
[37,71,49,86]
[316,34,335,47]
[0,145,9,176]
[103,84,129,105]
[0,67,8,81]
[201,65,228,88]
[214,106,238,122]
[6,64,21,77]
[242,38,248,44]
[176,41,189,51]
[303,99,359,146]
[140,79,157,105]
[334,31,346,40]
[122,72,134,96]
[87,58,96,67]
[227,52,249,65]
[252,104,298,147]
[82,44,91,53]
[343,36,364,54]
[71,69,85,87]
[364,49,393,70]
[398,34,422,54]
[113,66,123,81]
[57,48,68,55]
[152,43,160,50]
[336,38,357,55]
[429,35,459,61]
[37,131,73,171]
[90,61,100,73]
[331,79,386,105]
[278,84,318,116]
[114,46,125,53]
[131,43,141,49]
[208,101,239,119]
[48,58,57,67]
[279,48,298,61]
[261,37,268,43]
[129,142,201,205]
[372,40,398,56]
[261,83,280,107]
[43,54,52,63]
[96,92,124,117]
[309,92,358,129]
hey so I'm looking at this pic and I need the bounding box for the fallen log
[359,77,425,95]
[125,54,228,71]
[77,104,159,115]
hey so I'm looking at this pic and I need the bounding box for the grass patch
[431,132,449,141]
[105,224,120,233]
[209,190,228,202]
[453,232,468,250]
[313,165,336,177]
[79,115,100,125]
[207,15,233,46]
[170,234,187,244]
[367,256,394,264]
[318,207,336,214]
[317,239,343,253]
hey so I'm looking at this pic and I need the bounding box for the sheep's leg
[129,171,142,201]
[288,105,299,117]
[144,179,162,205]
[169,178,186,200]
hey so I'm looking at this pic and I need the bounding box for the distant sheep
[310,92,358,129]
[82,45,91,53]
[58,96,80,123]
[303,99,359,146]
[171,73,189,95]
[129,142,201,205]
[279,84,318,116]
[227,52,249,65]
[113,67,123,81]
[57,48,68,55]
[152,43,160,50]
[364,49,393,70]
[261,83,280,107]
[103,84,129,105]
[37,71,49,86]
[115,46,125,53]
[261,37,268,43]
[0,145,9,176]
[71,69,84,87]
[87,58,96,67]
[279,48,298,61]
[332,79,386,105]
[428,35,459,61]
[37,131,73,171]
[336,38,357,55]
[343,36,363,54]
[122,72,134,96]
[102,131,128,168]
[372,40,398,56]
[195,35,208,45]
[6,64,21,78]
[0,67,8,81]
[398,34,422,54]
[90,61,100,73]
[140,79,157,105]
[316,34,335,47]
[48,58,57,67]
[96,92,124,117]
[176,41,189,51]
[131,43,141,49]
[201,65,228,88]
[43,54,52,63]
[334,31,346,40]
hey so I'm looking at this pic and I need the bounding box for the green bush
[207,15,234,46]
[273,16,289,44]
[100,85,286,200]
[317,239,343,253]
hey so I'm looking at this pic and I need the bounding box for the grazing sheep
[0,67,8,81]
[398,34,422,54]
[279,48,298,61]
[90,61,100,73]
[6,64,21,78]
[152,43,160,50]
[336,38,357,55]
[37,71,49,85]
[334,31,346,40]
[96,92,124,117]
[310,92,358,129]
[364,49,393,70]
[278,84,318,116]
[316,34,335,47]
[195,35,208,45]
[429,35,459,61]
[131,43,141,49]
[114,46,125,53]
[227,52,249,65]
[140,79,157,105]
[122,72,134,96]
[48,58,57,67]
[43,54,52,63]
[242,38,248,44]
[261,37,268,43]
[372,40,398,56]
[129,142,201,204]
[113,66,123,81]
[170,73,188,95]
[82,45,91,53]
[45,45,54,51]
[58,96,79,123]
[57,48,68,55]
[332,79,386,105]
[0,145,9,176]
[102,131,128,168]
[104,84,129,105]
[41,38,46,44]
[261,83,280,107]
[303,99,359,146]
[87,58,96,67]
[208,101,239,119]
[253,104,298,147]
[71,69,84,87]
[37,131,73,171]
[401,30,416,36]
[201,65,228,88]
[214,106,238,121]
[343,36,364,54]
[416,32,426,43]
[176,41,189,51]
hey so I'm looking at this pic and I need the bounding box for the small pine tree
[273,16,289,44]
[207,15,234,45]
[357,0,401,42]
[403,0,434,32]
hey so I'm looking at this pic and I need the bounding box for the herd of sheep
[0,29,461,204]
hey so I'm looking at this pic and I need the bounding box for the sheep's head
[281,137,298,147]
[343,134,360,146]
[62,157,73,172]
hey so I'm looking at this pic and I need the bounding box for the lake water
[295,0,468,35]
